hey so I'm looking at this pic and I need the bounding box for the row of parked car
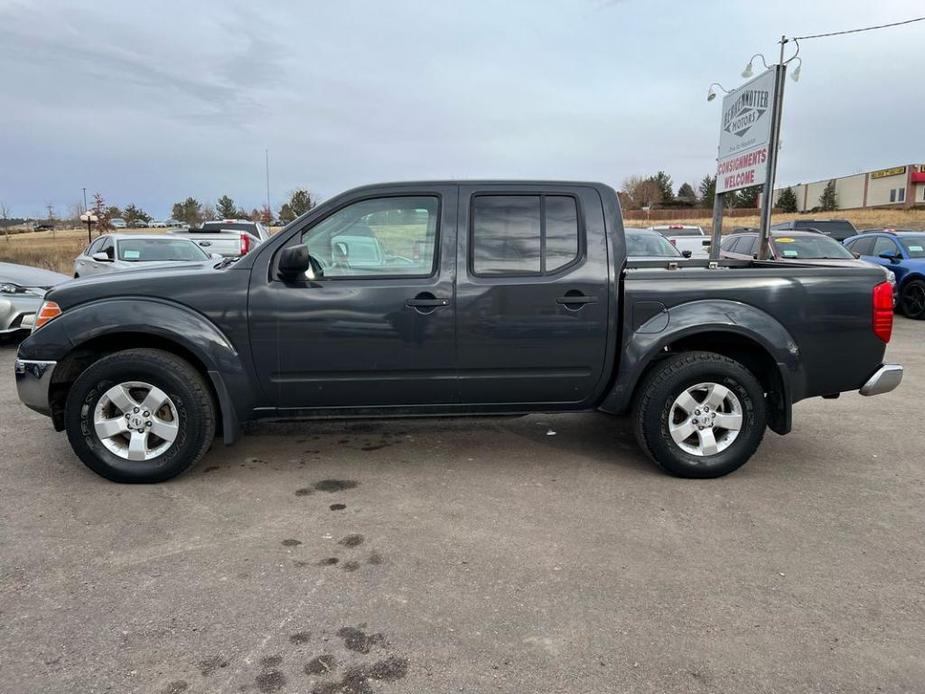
[1,220,271,336]
[630,221,925,318]
[3,216,924,341]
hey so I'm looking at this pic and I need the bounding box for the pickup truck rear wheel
[64,348,216,483]
[633,351,766,478]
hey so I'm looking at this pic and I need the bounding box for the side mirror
[852,251,861,259]
[92,252,112,262]
[278,245,324,280]
[681,250,692,258]
[878,252,899,263]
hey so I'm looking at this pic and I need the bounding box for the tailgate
[171,231,243,256]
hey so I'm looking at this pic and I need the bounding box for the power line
[792,16,925,41]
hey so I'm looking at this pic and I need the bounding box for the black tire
[65,348,215,483]
[632,351,766,478]
[899,279,925,319]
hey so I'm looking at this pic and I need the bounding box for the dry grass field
[2,208,924,275]
[0,226,284,275]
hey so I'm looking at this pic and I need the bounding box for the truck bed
[620,257,888,403]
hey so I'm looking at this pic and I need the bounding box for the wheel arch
[600,300,803,435]
[43,299,250,443]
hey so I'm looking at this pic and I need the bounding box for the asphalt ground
[1,318,923,693]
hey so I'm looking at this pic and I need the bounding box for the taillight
[34,301,61,331]
[240,234,251,255]
[872,281,893,343]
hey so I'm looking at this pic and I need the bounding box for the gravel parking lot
[1,319,923,694]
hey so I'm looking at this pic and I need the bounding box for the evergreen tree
[278,189,316,223]
[698,175,716,208]
[777,186,798,213]
[819,180,838,211]
[216,195,238,219]
[654,171,674,204]
[171,197,203,226]
[122,204,151,226]
[676,182,697,206]
[734,185,761,208]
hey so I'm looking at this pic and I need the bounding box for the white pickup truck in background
[649,224,712,258]
[168,219,271,257]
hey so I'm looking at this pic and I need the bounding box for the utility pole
[265,149,271,223]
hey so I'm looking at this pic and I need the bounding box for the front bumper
[0,296,39,334]
[859,363,903,397]
[14,359,56,416]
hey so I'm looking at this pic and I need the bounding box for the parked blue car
[844,230,925,319]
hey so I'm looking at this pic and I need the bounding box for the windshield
[899,235,925,258]
[117,238,209,262]
[795,221,856,239]
[626,230,682,257]
[772,235,854,259]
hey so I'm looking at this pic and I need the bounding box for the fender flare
[40,297,253,444]
[599,300,804,433]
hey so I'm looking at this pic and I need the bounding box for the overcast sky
[1,0,922,217]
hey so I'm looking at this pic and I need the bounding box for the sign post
[713,65,782,259]
[79,212,98,243]
[756,63,786,260]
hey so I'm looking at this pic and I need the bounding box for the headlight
[0,282,27,294]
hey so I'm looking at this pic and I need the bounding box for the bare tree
[620,175,662,210]
[91,193,111,233]
[1,200,9,243]
[68,201,85,227]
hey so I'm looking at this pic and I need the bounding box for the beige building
[774,164,925,211]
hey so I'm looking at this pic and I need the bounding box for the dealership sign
[716,69,777,193]
[870,166,906,180]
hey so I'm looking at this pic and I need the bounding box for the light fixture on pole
[741,53,770,79]
[789,56,802,82]
[706,82,729,102]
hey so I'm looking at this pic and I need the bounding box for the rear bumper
[14,359,56,416]
[859,364,903,396]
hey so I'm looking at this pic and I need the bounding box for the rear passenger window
[471,195,580,276]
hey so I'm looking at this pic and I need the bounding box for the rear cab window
[470,195,581,276]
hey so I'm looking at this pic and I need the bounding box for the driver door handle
[406,297,450,307]
[555,294,597,305]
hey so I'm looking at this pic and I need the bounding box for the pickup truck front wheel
[64,349,216,483]
[633,351,766,478]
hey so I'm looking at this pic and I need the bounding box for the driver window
[299,196,439,278]
[872,237,899,258]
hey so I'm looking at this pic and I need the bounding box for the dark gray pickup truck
[15,181,902,482]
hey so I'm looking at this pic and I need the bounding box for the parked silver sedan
[0,262,69,335]
[73,234,218,277]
